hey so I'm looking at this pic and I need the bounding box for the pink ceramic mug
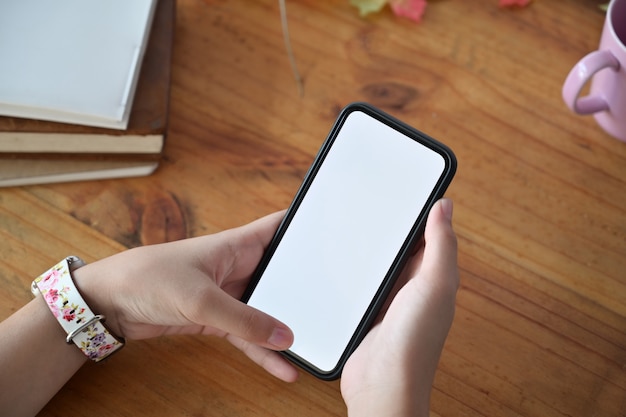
[562,0,626,142]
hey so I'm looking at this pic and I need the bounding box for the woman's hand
[341,199,459,417]
[74,211,299,382]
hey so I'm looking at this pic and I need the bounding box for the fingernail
[440,198,453,221]
[268,327,292,349]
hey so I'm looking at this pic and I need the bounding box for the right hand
[341,199,459,416]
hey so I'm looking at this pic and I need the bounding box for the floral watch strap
[31,256,124,362]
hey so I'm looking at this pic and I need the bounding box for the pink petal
[499,0,531,7]
[389,0,427,23]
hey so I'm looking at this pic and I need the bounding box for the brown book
[0,0,175,157]
[0,158,159,187]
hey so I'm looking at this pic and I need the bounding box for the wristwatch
[31,256,125,362]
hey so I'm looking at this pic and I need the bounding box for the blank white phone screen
[247,110,446,373]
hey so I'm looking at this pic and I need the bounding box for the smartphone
[242,102,457,380]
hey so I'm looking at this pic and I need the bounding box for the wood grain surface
[1,1,624,416]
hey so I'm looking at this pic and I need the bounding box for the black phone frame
[241,102,457,380]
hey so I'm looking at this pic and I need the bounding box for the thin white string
[279,0,304,96]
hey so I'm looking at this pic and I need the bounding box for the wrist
[32,256,125,361]
[71,261,123,338]
[345,391,428,417]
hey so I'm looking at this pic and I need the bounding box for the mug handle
[562,50,620,114]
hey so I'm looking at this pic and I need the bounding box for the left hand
[73,211,299,382]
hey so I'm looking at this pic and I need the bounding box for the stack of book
[0,0,176,187]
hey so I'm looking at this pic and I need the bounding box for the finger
[209,210,286,287]
[189,286,294,350]
[226,334,299,382]
[418,198,459,296]
[380,199,459,363]
[371,199,457,323]
[234,210,286,251]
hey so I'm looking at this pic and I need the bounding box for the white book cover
[0,0,157,130]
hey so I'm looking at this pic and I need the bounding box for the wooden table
[1,0,624,415]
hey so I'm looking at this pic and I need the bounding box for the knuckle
[238,309,264,340]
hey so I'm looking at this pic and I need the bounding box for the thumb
[420,198,459,299]
[201,288,294,351]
